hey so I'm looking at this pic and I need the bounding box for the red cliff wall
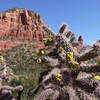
[0,8,48,50]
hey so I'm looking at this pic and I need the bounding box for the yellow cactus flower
[73,47,77,52]
[0,56,4,62]
[10,72,14,76]
[94,75,100,80]
[43,38,48,45]
[98,59,100,66]
[38,49,45,56]
[43,38,47,41]
[54,74,62,81]
[48,37,52,41]
[48,34,53,41]
[66,52,73,61]
[37,58,42,64]
[49,34,53,38]
[93,96,95,100]
[70,61,79,69]
[43,38,47,43]
[41,50,45,55]
[10,73,19,79]
[2,68,7,74]
[59,47,64,53]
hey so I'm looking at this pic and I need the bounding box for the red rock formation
[78,36,83,47]
[0,8,48,50]
[0,8,48,40]
[0,40,22,50]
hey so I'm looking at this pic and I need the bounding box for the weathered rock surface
[0,8,48,50]
[0,40,22,50]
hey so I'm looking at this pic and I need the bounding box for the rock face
[0,8,48,50]
[0,40,22,50]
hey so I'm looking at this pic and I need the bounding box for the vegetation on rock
[0,42,46,100]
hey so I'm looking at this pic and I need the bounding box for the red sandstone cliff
[0,8,48,50]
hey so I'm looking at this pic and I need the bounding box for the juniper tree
[33,24,100,100]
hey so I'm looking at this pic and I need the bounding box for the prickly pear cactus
[34,24,100,100]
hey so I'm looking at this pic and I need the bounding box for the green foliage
[0,43,45,99]
[4,8,24,13]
